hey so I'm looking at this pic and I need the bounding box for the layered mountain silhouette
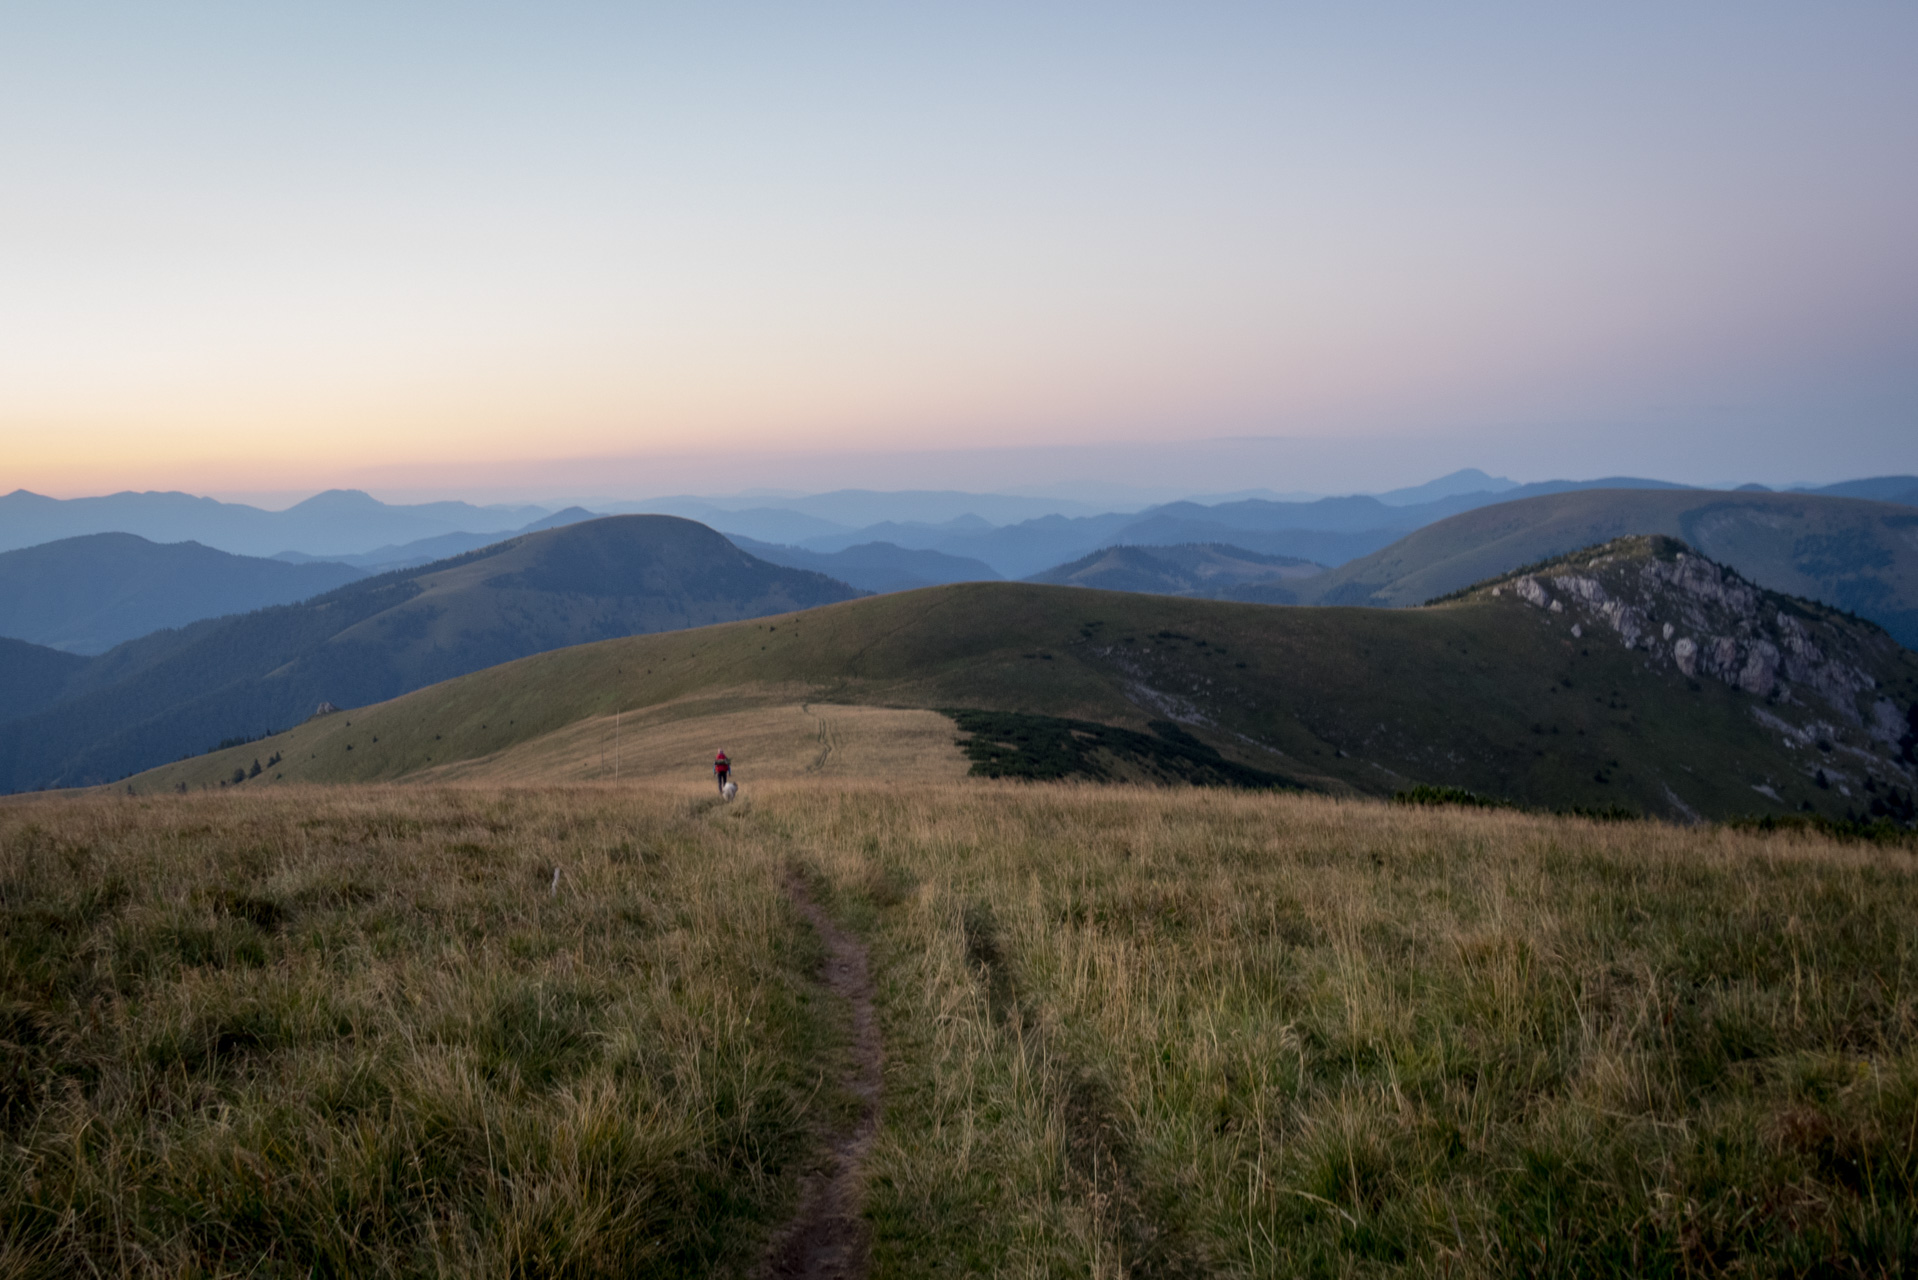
[272,507,599,574]
[1294,489,1918,647]
[0,516,858,791]
[0,488,553,558]
[715,476,1693,577]
[1801,476,1918,506]
[12,470,1914,582]
[0,533,368,654]
[128,536,1918,824]
[11,475,1917,799]
[1026,543,1321,603]
[726,536,1001,593]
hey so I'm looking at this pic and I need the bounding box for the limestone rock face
[1738,641,1780,697]
[1552,574,1608,606]
[1871,698,1907,745]
[1474,534,1916,796]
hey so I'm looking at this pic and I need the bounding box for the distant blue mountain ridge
[725,536,1000,593]
[0,534,369,655]
[723,475,1698,579]
[0,488,550,558]
[1791,476,1918,505]
[273,507,600,573]
[5,472,1911,588]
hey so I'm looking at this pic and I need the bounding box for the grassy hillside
[0,533,367,655]
[1301,488,1918,646]
[130,538,1918,823]
[0,517,859,792]
[4,783,1915,1275]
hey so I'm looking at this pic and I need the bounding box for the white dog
[722,780,738,801]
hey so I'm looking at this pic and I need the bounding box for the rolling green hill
[1299,488,1918,646]
[132,537,1918,824]
[0,516,858,791]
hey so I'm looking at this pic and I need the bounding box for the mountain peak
[286,489,384,513]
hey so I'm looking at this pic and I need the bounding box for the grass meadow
[0,787,838,1277]
[3,781,1916,1276]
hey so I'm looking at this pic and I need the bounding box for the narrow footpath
[765,874,883,1280]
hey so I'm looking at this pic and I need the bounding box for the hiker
[714,750,731,794]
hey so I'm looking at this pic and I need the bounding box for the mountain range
[7,471,1911,579]
[687,474,1916,581]
[6,475,1915,664]
[4,474,1915,797]
[726,536,1001,593]
[711,481,1918,647]
[0,534,368,654]
[1805,476,1918,505]
[699,474,1697,576]
[1026,543,1321,603]
[1293,488,1918,647]
[0,488,552,558]
[272,507,599,573]
[122,535,1918,824]
[0,517,857,792]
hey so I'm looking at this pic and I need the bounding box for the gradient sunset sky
[4,4,1914,502]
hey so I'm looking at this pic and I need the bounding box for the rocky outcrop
[1492,535,1916,796]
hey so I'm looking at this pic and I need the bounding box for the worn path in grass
[766,872,883,1279]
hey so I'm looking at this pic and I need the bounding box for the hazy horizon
[7,452,1901,517]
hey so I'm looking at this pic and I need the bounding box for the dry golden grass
[418,701,970,788]
[0,784,842,1278]
[129,694,971,795]
[771,783,1918,1276]
[4,780,1915,1276]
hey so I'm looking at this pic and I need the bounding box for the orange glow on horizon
[3,8,1912,499]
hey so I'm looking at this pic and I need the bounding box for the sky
[3,3,1914,504]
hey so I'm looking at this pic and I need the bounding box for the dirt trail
[766,874,882,1279]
